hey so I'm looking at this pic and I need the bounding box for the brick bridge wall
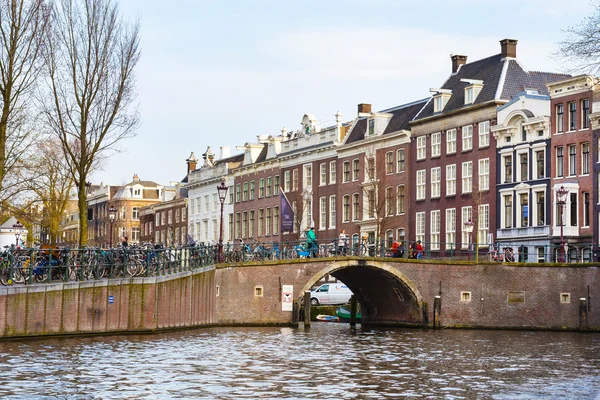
[1,258,598,338]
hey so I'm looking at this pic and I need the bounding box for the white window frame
[329,195,336,229]
[478,158,489,191]
[431,167,441,198]
[319,163,327,186]
[319,196,327,230]
[417,136,426,160]
[284,170,291,192]
[431,132,441,157]
[446,164,456,196]
[461,206,472,249]
[446,129,457,154]
[478,204,489,248]
[416,169,426,200]
[478,121,490,147]
[462,125,473,151]
[445,208,456,250]
[329,161,336,184]
[462,161,472,194]
[430,210,440,250]
[416,212,425,243]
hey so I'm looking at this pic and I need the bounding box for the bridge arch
[299,259,425,326]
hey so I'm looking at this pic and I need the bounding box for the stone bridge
[0,257,598,338]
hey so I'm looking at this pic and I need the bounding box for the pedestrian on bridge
[307,227,318,258]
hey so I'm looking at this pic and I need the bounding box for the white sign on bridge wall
[282,285,293,311]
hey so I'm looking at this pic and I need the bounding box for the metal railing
[0,239,596,286]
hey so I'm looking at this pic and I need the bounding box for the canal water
[0,324,599,399]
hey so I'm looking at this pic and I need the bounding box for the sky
[94,0,596,186]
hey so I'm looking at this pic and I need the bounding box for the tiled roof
[344,118,367,144]
[254,144,268,163]
[214,153,244,166]
[414,54,571,121]
[125,180,161,188]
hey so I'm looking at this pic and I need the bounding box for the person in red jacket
[415,240,424,259]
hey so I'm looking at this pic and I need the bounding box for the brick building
[409,39,567,258]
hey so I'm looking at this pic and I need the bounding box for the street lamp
[13,221,23,247]
[217,180,229,263]
[464,220,474,261]
[556,185,569,263]
[108,205,117,248]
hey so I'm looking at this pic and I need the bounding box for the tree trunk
[78,180,88,246]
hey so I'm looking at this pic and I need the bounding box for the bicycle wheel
[488,252,495,262]
[0,266,8,285]
[12,267,26,284]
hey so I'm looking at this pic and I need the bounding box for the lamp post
[13,221,23,247]
[556,185,569,263]
[217,181,229,263]
[464,220,474,261]
[108,205,117,248]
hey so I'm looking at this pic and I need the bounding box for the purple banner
[280,190,294,233]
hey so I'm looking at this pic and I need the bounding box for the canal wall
[0,266,216,338]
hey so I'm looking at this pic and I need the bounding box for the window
[182,208,186,222]
[235,184,241,202]
[352,159,359,181]
[249,181,255,200]
[478,159,489,191]
[462,161,472,193]
[465,87,474,104]
[132,227,140,243]
[446,164,456,196]
[266,176,273,197]
[303,165,312,189]
[343,195,350,222]
[416,169,426,200]
[329,161,336,184]
[367,157,375,180]
[556,104,564,133]
[445,208,456,250]
[320,163,327,186]
[235,212,241,238]
[242,211,248,238]
[175,209,180,223]
[504,155,513,183]
[249,210,255,237]
[521,124,527,142]
[343,161,350,182]
[292,169,298,191]
[416,212,425,243]
[431,132,441,157]
[396,149,405,172]
[478,204,489,247]
[504,195,513,229]
[266,208,272,235]
[385,152,393,174]
[519,153,528,181]
[446,129,456,154]
[132,207,139,220]
[329,195,336,229]
[462,125,473,151]
[352,193,360,221]
[568,101,576,131]
[204,196,209,211]
[284,171,291,192]
[367,190,375,218]
[319,197,327,229]
[434,95,443,112]
[243,182,249,201]
[535,150,545,179]
[583,192,590,227]
[556,147,564,177]
[155,213,160,226]
[519,193,529,227]
[368,119,375,136]
[258,209,264,236]
[430,210,440,250]
[121,206,126,219]
[570,193,577,227]
[274,175,280,195]
[568,145,576,176]
[386,187,394,216]
[582,99,590,129]
[273,207,279,235]
[479,121,490,147]
[431,167,441,198]
[417,136,426,160]
[461,206,472,248]
[582,143,590,175]
[535,191,545,226]
[396,185,405,214]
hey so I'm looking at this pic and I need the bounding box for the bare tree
[43,0,140,246]
[557,2,600,74]
[24,138,74,244]
[0,0,50,207]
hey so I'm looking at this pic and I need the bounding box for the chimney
[186,152,198,174]
[133,174,139,182]
[451,54,467,73]
[357,103,372,116]
[500,39,517,59]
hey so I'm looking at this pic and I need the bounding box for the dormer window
[461,79,483,105]
[368,119,375,136]
[431,89,452,113]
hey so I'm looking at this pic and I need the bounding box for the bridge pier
[304,290,311,328]
[433,296,441,329]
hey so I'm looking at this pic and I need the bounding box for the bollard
[422,301,429,329]
[350,295,357,327]
[292,300,299,328]
[304,290,311,328]
[579,298,588,332]
[433,295,441,330]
